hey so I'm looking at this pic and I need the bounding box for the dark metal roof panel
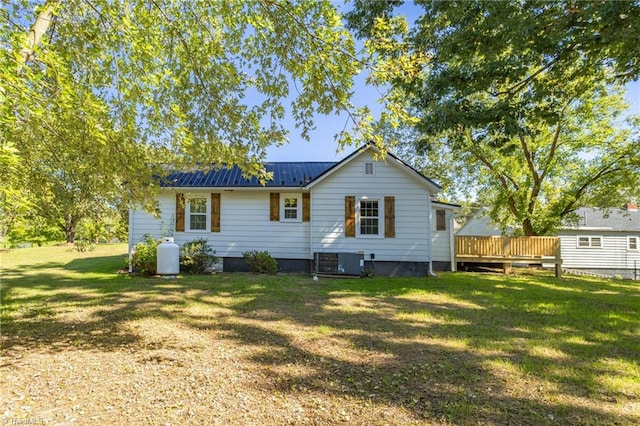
[161,162,337,188]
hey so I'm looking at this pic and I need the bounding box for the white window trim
[576,235,603,249]
[185,195,210,232]
[356,196,384,238]
[628,236,639,251]
[280,193,302,223]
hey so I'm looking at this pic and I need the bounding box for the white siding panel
[130,192,174,244]
[559,231,640,269]
[311,151,432,262]
[131,190,310,259]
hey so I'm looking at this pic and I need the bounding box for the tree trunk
[65,226,76,243]
[522,218,535,236]
[64,214,79,243]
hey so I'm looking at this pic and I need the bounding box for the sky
[265,2,640,162]
[265,75,640,163]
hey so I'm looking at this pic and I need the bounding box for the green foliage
[6,215,64,246]
[1,0,361,213]
[347,1,640,235]
[180,239,219,275]
[73,240,96,253]
[130,234,158,276]
[243,250,277,275]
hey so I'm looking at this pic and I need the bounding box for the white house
[128,144,459,276]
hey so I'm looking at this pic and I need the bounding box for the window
[436,209,446,231]
[360,199,379,235]
[629,236,639,250]
[364,162,374,175]
[279,193,301,222]
[187,197,208,231]
[577,236,602,248]
[345,195,393,238]
[175,193,219,233]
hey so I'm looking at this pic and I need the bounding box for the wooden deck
[455,236,562,277]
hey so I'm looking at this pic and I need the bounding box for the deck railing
[455,236,562,277]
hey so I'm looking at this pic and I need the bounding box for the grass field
[1,244,639,425]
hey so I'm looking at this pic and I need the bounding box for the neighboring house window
[577,236,602,248]
[187,197,208,231]
[281,194,301,222]
[628,236,639,250]
[364,162,374,175]
[436,209,446,231]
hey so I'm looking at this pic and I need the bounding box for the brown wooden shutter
[175,193,185,232]
[270,193,279,221]
[436,209,446,231]
[385,196,395,238]
[211,193,221,232]
[345,196,355,237]
[302,193,310,222]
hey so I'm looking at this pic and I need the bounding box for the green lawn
[1,245,639,425]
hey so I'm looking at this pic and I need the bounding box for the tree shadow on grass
[210,273,639,424]
[1,262,639,424]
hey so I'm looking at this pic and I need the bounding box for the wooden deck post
[555,242,562,278]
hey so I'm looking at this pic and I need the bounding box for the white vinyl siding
[432,207,454,262]
[559,231,640,270]
[311,151,432,262]
[131,190,310,259]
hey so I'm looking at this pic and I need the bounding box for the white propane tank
[157,237,179,277]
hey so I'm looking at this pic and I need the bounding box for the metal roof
[160,162,336,188]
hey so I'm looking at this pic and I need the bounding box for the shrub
[74,240,96,252]
[180,239,219,274]
[242,250,277,274]
[131,234,158,276]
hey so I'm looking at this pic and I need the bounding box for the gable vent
[364,162,374,175]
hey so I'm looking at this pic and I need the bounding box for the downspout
[449,211,456,271]
[128,204,134,273]
[309,190,314,275]
[427,197,435,276]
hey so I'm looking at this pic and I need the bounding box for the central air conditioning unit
[314,252,364,276]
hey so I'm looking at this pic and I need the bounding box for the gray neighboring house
[559,204,640,279]
[456,204,640,279]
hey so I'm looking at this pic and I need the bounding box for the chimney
[624,202,638,211]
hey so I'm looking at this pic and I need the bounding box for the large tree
[346,0,640,235]
[1,0,362,238]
